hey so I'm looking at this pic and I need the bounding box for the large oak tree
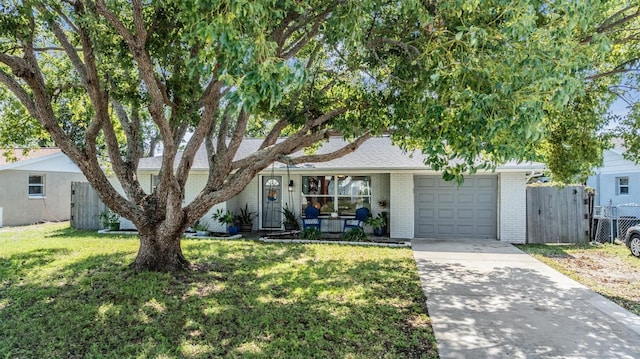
[0,0,605,272]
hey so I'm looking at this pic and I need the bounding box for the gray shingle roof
[137,136,543,172]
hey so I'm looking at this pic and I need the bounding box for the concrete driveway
[412,239,640,359]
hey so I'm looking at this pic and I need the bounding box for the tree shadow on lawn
[0,241,437,358]
[46,226,135,239]
[0,247,72,282]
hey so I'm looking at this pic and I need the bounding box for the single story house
[587,147,640,207]
[0,148,86,227]
[126,136,542,243]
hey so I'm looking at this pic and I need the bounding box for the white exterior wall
[0,169,86,226]
[498,172,527,243]
[390,173,414,239]
[232,177,260,231]
[370,173,390,216]
[587,149,640,206]
[183,173,226,232]
[588,172,640,207]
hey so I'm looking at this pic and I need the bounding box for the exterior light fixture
[288,180,294,192]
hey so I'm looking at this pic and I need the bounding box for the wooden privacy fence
[526,185,590,244]
[70,181,105,230]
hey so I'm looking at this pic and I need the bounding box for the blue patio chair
[343,207,370,232]
[302,206,321,230]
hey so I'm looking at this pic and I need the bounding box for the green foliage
[192,220,209,232]
[236,203,257,225]
[618,103,640,163]
[0,0,610,179]
[212,209,236,225]
[299,227,322,240]
[538,89,613,183]
[0,223,437,358]
[98,209,119,225]
[366,214,386,229]
[342,228,366,242]
[0,0,625,271]
[280,203,299,228]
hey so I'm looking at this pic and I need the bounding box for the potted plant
[366,214,386,236]
[281,203,299,231]
[236,203,257,232]
[193,220,209,236]
[99,209,120,231]
[213,208,239,235]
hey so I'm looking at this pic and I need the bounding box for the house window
[616,177,629,195]
[28,175,45,197]
[302,175,371,216]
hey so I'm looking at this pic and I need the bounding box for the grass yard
[517,242,640,316]
[0,223,437,359]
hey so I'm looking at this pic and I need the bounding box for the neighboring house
[123,136,542,243]
[0,148,86,227]
[587,148,640,207]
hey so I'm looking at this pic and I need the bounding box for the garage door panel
[438,193,454,203]
[418,193,435,204]
[476,177,496,187]
[438,209,454,218]
[477,193,494,204]
[458,209,474,219]
[418,208,435,218]
[417,223,435,233]
[418,177,436,187]
[457,224,475,236]
[457,193,474,202]
[415,175,497,239]
[437,224,455,235]
[475,224,495,236]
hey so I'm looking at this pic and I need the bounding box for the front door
[262,176,282,228]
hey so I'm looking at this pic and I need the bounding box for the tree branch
[94,0,175,156]
[581,4,640,44]
[260,117,290,149]
[586,57,640,80]
[0,68,38,116]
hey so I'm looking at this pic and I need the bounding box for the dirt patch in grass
[517,242,640,316]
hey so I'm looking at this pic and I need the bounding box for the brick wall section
[498,172,527,243]
[390,173,414,239]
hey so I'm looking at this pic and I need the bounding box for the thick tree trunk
[131,225,189,273]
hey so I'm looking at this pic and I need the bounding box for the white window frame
[616,176,629,196]
[28,174,46,198]
[302,175,371,216]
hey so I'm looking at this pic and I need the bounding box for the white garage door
[414,175,497,238]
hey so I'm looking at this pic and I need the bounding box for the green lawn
[517,242,640,316]
[0,223,437,358]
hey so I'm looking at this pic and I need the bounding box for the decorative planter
[284,223,299,231]
[373,227,384,237]
[228,225,239,235]
[239,223,253,232]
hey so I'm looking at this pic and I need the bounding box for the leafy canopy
[0,0,608,179]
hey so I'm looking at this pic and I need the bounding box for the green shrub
[342,228,366,241]
[299,227,322,240]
